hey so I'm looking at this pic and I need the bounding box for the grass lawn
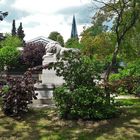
[0,98,140,140]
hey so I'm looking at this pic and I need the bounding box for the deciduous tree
[92,0,139,103]
[48,31,64,46]
[0,34,21,71]
[65,38,82,49]
[21,43,45,68]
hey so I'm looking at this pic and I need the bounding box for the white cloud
[0,0,5,4]
[18,13,76,41]
[1,0,91,42]
[12,0,90,14]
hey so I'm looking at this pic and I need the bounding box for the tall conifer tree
[17,22,25,41]
[11,19,16,36]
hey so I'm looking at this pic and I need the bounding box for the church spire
[71,15,78,39]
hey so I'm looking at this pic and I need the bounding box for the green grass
[116,98,140,106]
[0,99,140,140]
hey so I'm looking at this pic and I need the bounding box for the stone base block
[31,83,56,107]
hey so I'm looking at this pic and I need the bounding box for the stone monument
[42,42,65,85]
[33,41,67,107]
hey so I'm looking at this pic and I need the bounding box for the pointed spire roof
[71,15,78,39]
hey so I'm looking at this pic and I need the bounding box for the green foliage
[110,76,140,95]
[48,31,64,46]
[80,35,95,57]
[119,20,140,62]
[57,34,64,47]
[109,60,140,95]
[0,35,21,71]
[0,71,37,117]
[0,46,20,71]
[54,51,103,88]
[0,34,21,48]
[110,59,140,80]
[17,22,25,41]
[80,32,114,59]
[81,11,107,38]
[116,99,140,107]
[53,51,117,120]
[54,85,117,120]
[90,0,139,84]
[65,38,82,49]
[80,0,139,73]
[1,85,9,94]
[48,31,59,40]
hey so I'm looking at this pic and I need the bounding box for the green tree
[0,34,21,48]
[119,20,140,62]
[80,8,111,58]
[81,11,107,38]
[81,31,115,59]
[0,35,21,71]
[91,0,139,103]
[65,38,82,49]
[57,34,64,46]
[0,46,20,70]
[17,22,25,43]
[48,31,64,46]
[11,19,16,36]
[48,31,59,40]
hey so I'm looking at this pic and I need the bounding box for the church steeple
[71,15,78,39]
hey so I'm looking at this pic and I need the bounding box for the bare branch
[92,0,119,13]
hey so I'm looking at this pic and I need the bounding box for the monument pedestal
[42,54,65,85]
[32,53,64,107]
[32,83,55,108]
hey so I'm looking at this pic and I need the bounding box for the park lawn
[0,99,140,140]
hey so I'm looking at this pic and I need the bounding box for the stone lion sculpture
[45,41,78,57]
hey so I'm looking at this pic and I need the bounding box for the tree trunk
[104,42,120,104]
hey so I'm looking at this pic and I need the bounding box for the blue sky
[0,0,94,42]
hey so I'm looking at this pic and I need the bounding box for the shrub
[0,46,20,71]
[0,71,37,116]
[54,85,117,120]
[53,51,118,120]
[54,51,103,89]
[109,60,140,95]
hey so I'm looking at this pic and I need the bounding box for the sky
[0,0,94,42]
